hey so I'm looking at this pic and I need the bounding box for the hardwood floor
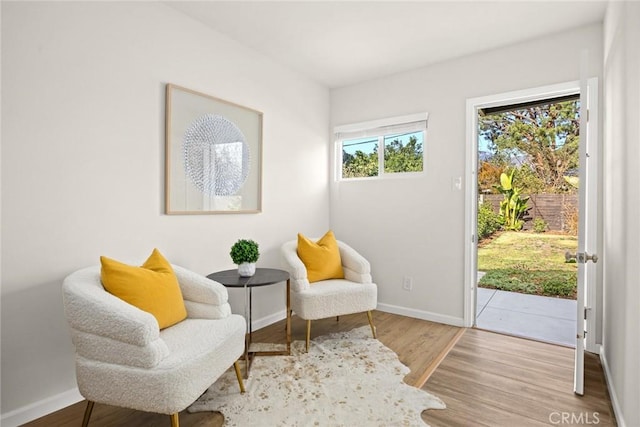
[24,311,616,426]
[421,328,617,427]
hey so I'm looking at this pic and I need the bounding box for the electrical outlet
[403,276,413,291]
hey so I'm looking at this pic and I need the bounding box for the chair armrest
[280,240,310,292]
[72,329,169,368]
[173,265,232,319]
[183,300,232,319]
[62,267,159,347]
[173,265,228,306]
[338,241,373,284]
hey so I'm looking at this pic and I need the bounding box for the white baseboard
[377,303,466,327]
[599,345,626,427]
[1,387,83,427]
[251,309,287,331]
[253,304,466,329]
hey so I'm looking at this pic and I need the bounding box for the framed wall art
[165,84,263,214]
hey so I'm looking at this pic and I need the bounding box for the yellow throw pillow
[100,248,187,329]
[297,231,345,283]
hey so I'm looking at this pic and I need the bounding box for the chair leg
[306,320,311,352]
[336,316,340,322]
[367,311,377,339]
[170,413,179,427]
[81,401,95,427]
[233,361,246,393]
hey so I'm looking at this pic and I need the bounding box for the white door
[465,78,600,395]
[572,71,600,396]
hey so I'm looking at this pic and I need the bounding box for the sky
[342,131,424,156]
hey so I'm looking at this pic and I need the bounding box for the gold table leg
[286,279,291,355]
[243,277,291,378]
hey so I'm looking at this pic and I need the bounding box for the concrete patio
[476,287,577,347]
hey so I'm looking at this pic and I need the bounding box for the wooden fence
[480,193,578,232]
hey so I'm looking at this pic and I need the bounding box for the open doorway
[465,79,597,348]
[474,94,580,347]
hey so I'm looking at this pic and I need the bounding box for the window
[335,113,427,180]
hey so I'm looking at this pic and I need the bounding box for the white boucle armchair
[62,264,246,427]
[281,239,378,351]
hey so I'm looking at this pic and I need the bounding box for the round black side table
[207,268,290,377]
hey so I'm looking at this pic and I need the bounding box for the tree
[342,135,423,178]
[384,135,423,173]
[478,160,505,193]
[342,148,378,178]
[479,99,580,193]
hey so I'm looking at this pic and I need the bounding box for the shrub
[541,280,575,297]
[495,170,529,231]
[479,269,577,298]
[478,202,503,240]
[478,270,537,294]
[533,218,548,233]
[230,239,260,264]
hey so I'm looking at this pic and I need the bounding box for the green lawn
[478,231,578,299]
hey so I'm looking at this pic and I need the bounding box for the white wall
[0,1,329,421]
[330,25,603,325]
[601,2,640,426]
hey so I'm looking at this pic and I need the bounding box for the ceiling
[166,1,608,88]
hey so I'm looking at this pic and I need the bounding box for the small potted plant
[230,239,260,277]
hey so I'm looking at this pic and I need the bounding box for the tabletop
[207,268,290,288]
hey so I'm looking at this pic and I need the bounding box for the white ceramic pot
[238,262,256,277]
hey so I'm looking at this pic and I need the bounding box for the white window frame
[334,113,428,181]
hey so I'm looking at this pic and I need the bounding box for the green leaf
[500,172,512,190]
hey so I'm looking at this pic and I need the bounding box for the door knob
[565,251,598,264]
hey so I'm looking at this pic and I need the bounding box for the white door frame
[464,80,599,354]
